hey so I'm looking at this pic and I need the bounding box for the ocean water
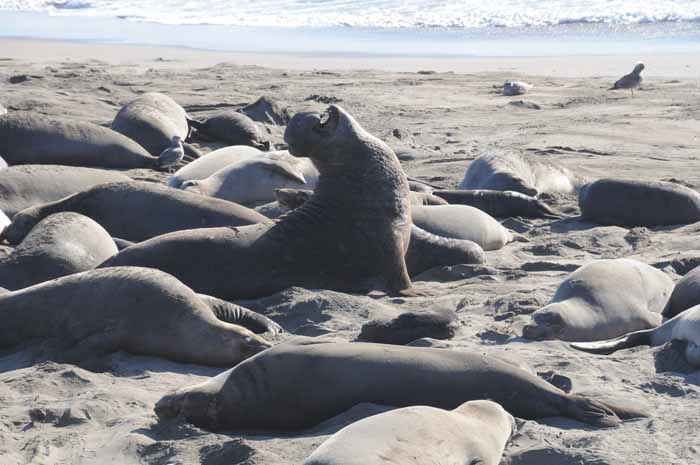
[1,0,699,29]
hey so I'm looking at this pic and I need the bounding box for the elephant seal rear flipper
[571,331,653,355]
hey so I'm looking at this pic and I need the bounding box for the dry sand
[1,38,699,465]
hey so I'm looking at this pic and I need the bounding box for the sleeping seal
[0,212,117,291]
[303,400,514,465]
[0,267,271,366]
[189,110,268,148]
[100,105,424,298]
[572,304,700,368]
[0,113,176,169]
[523,259,673,342]
[664,265,700,319]
[167,145,263,188]
[155,339,645,430]
[433,189,562,219]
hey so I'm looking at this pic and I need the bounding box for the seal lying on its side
[0,267,271,366]
[100,105,426,298]
[523,259,673,342]
[0,113,176,169]
[572,304,700,368]
[189,110,268,148]
[579,178,700,227]
[0,212,117,291]
[2,181,270,244]
[458,152,582,196]
[433,189,562,219]
[664,265,700,319]
[155,339,645,430]
[167,145,263,188]
[303,400,515,465]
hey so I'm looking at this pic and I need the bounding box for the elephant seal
[503,80,533,96]
[572,304,700,368]
[2,181,269,244]
[189,111,268,148]
[458,152,582,196]
[0,165,130,218]
[410,191,448,206]
[610,62,644,96]
[0,267,271,366]
[523,259,673,342]
[433,189,562,219]
[0,212,117,291]
[101,105,423,298]
[357,308,458,345]
[167,145,263,188]
[0,113,176,169]
[196,293,282,335]
[412,205,517,251]
[155,339,645,430]
[303,400,514,465]
[579,178,700,227]
[664,265,700,319]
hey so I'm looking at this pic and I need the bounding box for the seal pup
[610,63,644,96]
[572,305,700,368]
[0,212,117,290]
[167,145,263,188]
[458,152,582,196]
[0,113,177,169]
[579,178,700,227]
[0,267,271,366]
[2,181,270,244]
[503,80,533,96]
[433,189,562,219]
[101,105,425,298]
[189,110,268,148]
[523,259,673,342]
[303,400,514,465]
[664,265,700,319]
[154,339,645,430]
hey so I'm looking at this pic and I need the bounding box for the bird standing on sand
[610,62,644,96]
[158,135,185,170]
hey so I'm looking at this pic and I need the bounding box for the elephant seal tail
[570,330,653,355]
[564,395,647,428]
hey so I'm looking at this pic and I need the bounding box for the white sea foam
[1,0,699,29]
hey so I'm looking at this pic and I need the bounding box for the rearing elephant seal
[101,105,423,298]
[155,339,645,430]
[303,400,515,465]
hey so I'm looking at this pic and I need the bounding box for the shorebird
[158,135,185,171]
[610,62,644,96]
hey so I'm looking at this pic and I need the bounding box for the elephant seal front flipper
[196,294,282,335]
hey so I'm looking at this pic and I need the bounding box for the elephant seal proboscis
[303,400,514,465]
[433,189,562,219]
[155,340,645,430]
[0,267,271,366]
[572,304,700,368]
[196,293,282,335]
[2,181,270,244]
[664,265,700,319]
[0,212,117,291]
[189,110,268,148]
[459,152,582,196]
[101,105,425,298]
[0,113,177,169]
[579,178,700,227]
[523,259,673,342]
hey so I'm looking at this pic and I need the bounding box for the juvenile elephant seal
[0,165,131,217]
[523,259,673,342]
[664,265,700,319]
[155,339,644,430]
[458,152,582,196]
[0,267,271,366]
[0,212,117,291]
[572,304,700,368]
[433,189,562,219]
[2,181,269,244]
[503,80,533,96]
[303,400,514,465]
[167,145,263,188]
[579,178,700,227]
[358,308,458,345]
[0,113,176,169]
[189,111,268,148]
[101,105,423,298]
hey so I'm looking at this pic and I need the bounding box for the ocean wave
[2,0,700,29]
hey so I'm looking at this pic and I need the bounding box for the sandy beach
[1,37,700,464]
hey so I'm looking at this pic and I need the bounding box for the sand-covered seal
[101,105,425,298]
[0,165,131,218]
[523,259,673,342]
[155,339,645,430]
[458,152,582,196]
[0,113,177,169]
[167,145,263,188]
[2,181,269,244]
[664,265,700,319]
[433,189,562,219]
[579,178,700,227]
[357,308,458,345]
[572,304,700,368]
[0,212,117,291]
[303,400,514,465]
[0,267,271,366]
[189,110,268,148]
